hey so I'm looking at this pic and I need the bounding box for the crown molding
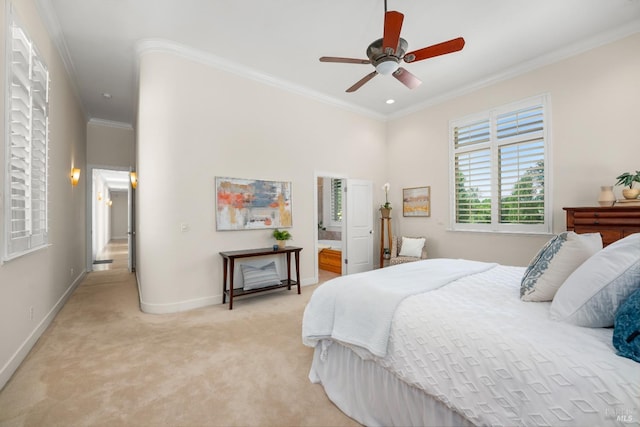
[389,18,640,120]
[135,39,387,122]
[88,118,134,131]
[33,0,88,121]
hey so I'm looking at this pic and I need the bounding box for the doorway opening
[316,175,345,283]
[89,167,134,272]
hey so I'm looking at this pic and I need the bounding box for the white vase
[598,185,616,207]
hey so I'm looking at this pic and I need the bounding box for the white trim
[88,118,134,130]
[135,38,387,122]
[390,19,640,120]
[0,269,86,390]
[449,94,551,234]
[33,0,88,121]
[139,278,315,313]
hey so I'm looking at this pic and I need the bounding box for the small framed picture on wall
[403,186,430,217]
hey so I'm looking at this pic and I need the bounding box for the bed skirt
[309,340,474,427]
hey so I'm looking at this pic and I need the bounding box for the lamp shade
[375,59,399,75]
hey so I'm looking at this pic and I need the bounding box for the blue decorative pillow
[613,288,640,363]
[241,261,282,290]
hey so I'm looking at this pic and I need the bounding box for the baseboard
[140,294,221,314]
[0,270,86,390]
[139,276,316,314]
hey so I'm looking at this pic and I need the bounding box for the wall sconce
[97,191,103,201]
[106,199,113,207]
[130,171,138,189]
[70,168,81,186]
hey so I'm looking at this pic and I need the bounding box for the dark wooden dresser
[563,206,640,246]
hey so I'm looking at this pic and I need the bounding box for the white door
[344,179,373,274]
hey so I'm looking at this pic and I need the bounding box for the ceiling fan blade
[403,37,465,63]
[382,11,404,54]
[320,56,371,64]
[346,71,378,93]
[392,67,422,89]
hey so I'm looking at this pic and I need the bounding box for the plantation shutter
[450,96,549,233]
[497,105,545,224]
[5,17,49,259]
[330,179,342,222]
[453,120,491,224]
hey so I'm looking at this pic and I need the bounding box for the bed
[302,234,640,427]
[318,239,342,274]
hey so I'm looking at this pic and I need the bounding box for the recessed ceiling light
[102,92,112,99]
[386,99,395,104]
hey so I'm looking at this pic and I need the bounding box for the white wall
[110,191,128,239]
[387,33,640,266]
[136,47,387,313]
[87,121,135,168]
[0,0,87,389]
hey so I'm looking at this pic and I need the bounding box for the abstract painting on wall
[215,177,293,230]
[403,186,431,217]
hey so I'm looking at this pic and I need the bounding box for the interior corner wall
[136,49,387,313]
[386,33,640,266]
[0,0,87,389]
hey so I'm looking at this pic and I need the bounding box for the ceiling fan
[319,2,465,93]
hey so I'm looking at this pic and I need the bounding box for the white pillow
[550,233,640,327]
[399,237,425,258]
[520,232,602,302]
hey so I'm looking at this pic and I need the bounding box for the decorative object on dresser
[563,206,640,246]
[597,185,616,207]
[615,170,640,200]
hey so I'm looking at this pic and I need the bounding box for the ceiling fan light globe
[375,59,399,75]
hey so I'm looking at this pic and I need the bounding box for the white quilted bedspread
[377,265,639,427]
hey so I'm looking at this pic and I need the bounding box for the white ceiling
[35,0,640,126]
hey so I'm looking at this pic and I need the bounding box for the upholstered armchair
[389,236,428,266]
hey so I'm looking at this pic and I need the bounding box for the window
[4,14,50,260]
[450,95,550,234]
[330,178,342,223]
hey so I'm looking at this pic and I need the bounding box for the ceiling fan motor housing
[367,38,408,74]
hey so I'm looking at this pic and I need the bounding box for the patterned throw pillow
[241,261,282,290]
[520,232,602,302]
[613,288,640,363]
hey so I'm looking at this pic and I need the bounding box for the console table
[219,246,302,310]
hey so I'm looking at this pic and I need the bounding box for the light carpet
[0,269,359,427]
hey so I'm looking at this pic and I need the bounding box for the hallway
[93,238,129,271]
